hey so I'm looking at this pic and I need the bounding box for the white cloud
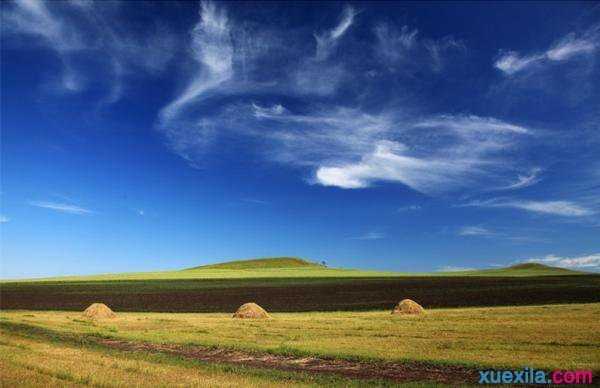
[148,5,484,185]
[458,226,494,237]
[314,5,357,61]
[375,23,465,73]
[303,114,532,193]
[252,103,286,118]
[2,0,84,91]
[2,0,81,51]
[413,114,530,134]
[397,205,421,212]
[315,140,474,191]
[437,266,476,272]
[240,198,269,205]
[350,231,385,240]
[2,0,177,100]
[502,167,542,190]
[464,198,593,217]
[29,201,92,215]
[494,52,544,75]
[0,215,9,223]
[292,63,347,96]
[160,1,232,121]
[158,1,233,161]
[375,24,419,64]
[495,25,599,75]
[546,33,597,61]
[523,253,600,271]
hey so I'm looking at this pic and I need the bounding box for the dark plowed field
[1,275,599,312]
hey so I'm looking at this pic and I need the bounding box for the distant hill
[3,258,590,283]
[440,262,585,276]
[508,263,561,270]
[185,257,324,270]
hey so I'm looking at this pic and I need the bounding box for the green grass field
[1,259,598,386]
[0,323,396,388]
[2,257,584,282]
[2,304,599,371]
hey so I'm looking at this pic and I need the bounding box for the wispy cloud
[458,226,494,237]
[502,168,542,190]
[29,201,92,215]
[522,253,600,271]
[160,1,232,121]
[314,5,357,61]
[129,1,590,207]
[464,198,593,217]
[240,198,269,205]
[252,103,287,118]
[397,205,421,212]
[494,52,544,76]
[2,0,84,91]
[375,23,465,73]
[292,5,358,96]
[437,265,476,272]
[2,0,177,101]
[350,231,385,240]
[158,0,233,161]
[151,3,508,197]
[546,32,597,61]
[413,115,529,134]
[495,25,599,75]
[0,215,9,223]
[306,114,532,193]
[454,224,549,243]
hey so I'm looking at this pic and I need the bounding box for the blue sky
[1,0,599,278]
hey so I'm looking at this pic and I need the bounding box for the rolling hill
[0,257,587,282]
[1,257,597,312]
[437,262,585,277]
[185,257,324,270]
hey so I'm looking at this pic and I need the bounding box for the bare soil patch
[2,275,599,312]
[98,337,479,384]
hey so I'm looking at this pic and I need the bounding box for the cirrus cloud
[494,24,599,75]
[29,201,92,215]
[463,198,593,217]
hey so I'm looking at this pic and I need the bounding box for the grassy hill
[437,262,584,277]
[1,258,597,312]
[1,258,587,283]
[186,257,323,270]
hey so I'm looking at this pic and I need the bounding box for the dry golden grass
[0,329,321,387]
[2,304,599,371]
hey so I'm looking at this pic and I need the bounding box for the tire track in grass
[98,337,480,385]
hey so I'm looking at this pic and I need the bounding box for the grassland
[1,259,598,386]
[0,322,400,387]
[2,304,599,372]
[2,258,598,312]
[2,258,585,282]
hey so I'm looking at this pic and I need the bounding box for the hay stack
[391,299,425,315]
[232,302,270,319]
[83,303,116,319]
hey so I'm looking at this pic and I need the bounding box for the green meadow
[1,304,599,381]
[1,258,599,386]
[2,257,585,283]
